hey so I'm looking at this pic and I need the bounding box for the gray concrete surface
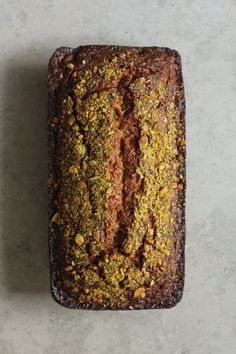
[0,1,236,353]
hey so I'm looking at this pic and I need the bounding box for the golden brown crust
[48,46,186,310]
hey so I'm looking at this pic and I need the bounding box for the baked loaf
[48,46,186,310]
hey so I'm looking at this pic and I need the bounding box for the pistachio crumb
[75,234,84,246]
[65,265,73,271]
[67,116,76,126]
[68,165,78,174]
[64,229,70,237]
[148,228,154,236]
[134,288,145,298]
[51,212,61,225]
[66,63,74,70]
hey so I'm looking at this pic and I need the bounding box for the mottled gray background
[0,1,235,353]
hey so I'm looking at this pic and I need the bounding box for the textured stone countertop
[0,1,235,353]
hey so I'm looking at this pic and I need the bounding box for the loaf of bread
[48,46,186,310]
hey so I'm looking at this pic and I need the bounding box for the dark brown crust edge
[48,45,186,310]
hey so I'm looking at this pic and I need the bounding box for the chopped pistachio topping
[53,54,184,308]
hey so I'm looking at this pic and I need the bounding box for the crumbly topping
[50,49,185,308]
